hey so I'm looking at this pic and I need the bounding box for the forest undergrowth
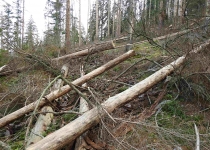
[0,21,210,150]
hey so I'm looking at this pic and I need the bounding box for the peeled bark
[52,40,115,62]
[27,39,210,150]
[0,50,135,129]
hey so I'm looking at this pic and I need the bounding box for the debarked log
[0,50,135,129]
[27,39,210,150]
[52,40,115,62]
[26,64,69,147]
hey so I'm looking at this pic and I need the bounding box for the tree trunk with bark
[107,0,110,38]
[79,0,82,46]
[21,0,25,49]
[116,0,121,38]
[0,50,135,129]
[52,40,115,62]
[95,0,99,41]
[27,39,210,150]
[129,0,134,42]
[65,0,71,52]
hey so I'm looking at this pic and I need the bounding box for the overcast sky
[0,0,96,38]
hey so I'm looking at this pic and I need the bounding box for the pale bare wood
[26,64,69,146]
[27,39,210,150]
[53,41,115,62]
[26,106,54,146]
[75,66,89,150]
[0,65,7,72]
[0,50,135,129]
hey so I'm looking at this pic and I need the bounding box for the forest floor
[0,23,210,150]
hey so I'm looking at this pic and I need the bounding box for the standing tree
[79,0,81,46]
[22,0,25,49]
[88,3,96,41]
[24,16,38,50]
[65,0,70,52]
[107,0,110,37]
[44,0,64,48]
[116,0,122,38]
[95,0,99,41]
[129,0,134,42]
[1,4,13,51]
[13,0,22,49]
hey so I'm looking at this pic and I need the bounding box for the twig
[139,81,168,121]
[103,79,132,87]
[115,58,163,80]
[25,75,61,144]
[60,77,90,106]
[100,119,128,149]
[0,140,11,150]
[37,110,81,115]
[185,72,210,78]
[194,123,200,150]
[88,87,116,123]
[115,58,147,79]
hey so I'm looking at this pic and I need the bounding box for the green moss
[113,66,121,72]
[118,86,128,92]
[162,100,186,119]
[9,129,25,150]
[133,41,163,60]
[63,113,77,122]
[42,122,60,136]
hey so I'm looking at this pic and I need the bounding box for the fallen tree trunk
[27,39,210,150]
[26,64,69,146]
[135,26,200,45]
[52,40,115,62]
[0,50,135,129]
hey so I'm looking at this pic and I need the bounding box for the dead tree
[0,50,135,129]
[26,65,69,146]
[27,39,210,150]
[52,40,115,62]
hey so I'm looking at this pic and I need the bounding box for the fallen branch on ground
[27,39,210,150]
[0,50,135,129]
[52,40,115,62]
[26,64,69,147]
